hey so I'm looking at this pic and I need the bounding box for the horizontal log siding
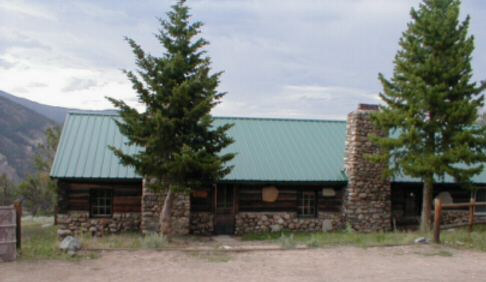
[60,181,142,214]
[318,187,344,213]
[238,185,344,213]
[391,183,473,217]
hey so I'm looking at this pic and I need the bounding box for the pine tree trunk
[159,189,175,241]
[420,177,434,232]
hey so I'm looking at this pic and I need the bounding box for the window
[475,189,486,214]
[91,189,113,217]
[298,191,316,216]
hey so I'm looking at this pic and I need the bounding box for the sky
[1,0,485,120]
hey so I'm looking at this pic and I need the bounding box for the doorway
[215,185,235,235]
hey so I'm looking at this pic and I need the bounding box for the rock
[322,219,333,232]
[59,236,82,252]
[413,237,430,244]
[455,241,464,246]
[270,224,282,233]
[447,228,455,233]
[434,192,453,206]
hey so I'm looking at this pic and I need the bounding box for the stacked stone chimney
[343,104,391,232]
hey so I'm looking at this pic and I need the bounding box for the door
[215,185,235,234]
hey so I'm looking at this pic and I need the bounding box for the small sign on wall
[322,188,336,197]
[262,186,279,202]
[192,191,208,198]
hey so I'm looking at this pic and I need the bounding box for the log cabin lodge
[50,104,486,238]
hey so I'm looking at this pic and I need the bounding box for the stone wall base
[56,211,141,240]
[141,190,190,235]
[235,212,345,235]
[190,212,214,235]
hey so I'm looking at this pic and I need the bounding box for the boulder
[413,237,430,244]
[270,224,282,233]
[59,236,82,251]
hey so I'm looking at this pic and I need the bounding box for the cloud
[62,78,98,92]
[28,82,47,87]
[0,1,57,20]
[0,58,13,69]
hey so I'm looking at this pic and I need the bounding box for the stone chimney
[343,104,391,232]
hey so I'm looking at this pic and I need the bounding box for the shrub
[279,233,296,249]
[142,232,166,249]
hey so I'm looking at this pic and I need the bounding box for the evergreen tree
[17,125,61,215]
[0,173,16,206]
[107,0,234,235]
[369,0,486,231]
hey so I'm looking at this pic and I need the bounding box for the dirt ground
[2,244,486,282]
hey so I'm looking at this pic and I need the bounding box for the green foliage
[21,221,98,261]
[305,234,323,248]
[17,173,54,215]
[278,233,297,248]
[106,0,234,194]
[368,0,486,229]
[17,126,60,215]
[242,230,419,247]
[0,173,17,205]
[142,232,166,249]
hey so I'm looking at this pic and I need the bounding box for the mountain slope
[0,95,57,182]
[0,91,117,124]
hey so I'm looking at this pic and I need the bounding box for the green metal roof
[51,113,348,182]
[51,113,142,180]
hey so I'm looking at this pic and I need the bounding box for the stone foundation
[141,186,190,235]
[344,106,392,232]
[56,211,141,240]
[441,210,486,225]
[190,212,214,235]
[235,212,345,235]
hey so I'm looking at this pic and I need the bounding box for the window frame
[474,189,486,215]
[90,189,113,218]
[298,190,317,217]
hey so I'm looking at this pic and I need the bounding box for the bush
[142,232,166,249]
[279,233,296,249]
[306,234,323,248]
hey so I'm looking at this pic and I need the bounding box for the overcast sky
[1,0,485,120]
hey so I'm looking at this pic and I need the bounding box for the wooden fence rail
[433,198,486,243]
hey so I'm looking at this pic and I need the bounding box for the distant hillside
[0,91,117,124]
[0,95,57,182]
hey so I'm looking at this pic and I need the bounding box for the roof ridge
[214,116,347,123]
[67,111,119,116]
[67,112,347,122]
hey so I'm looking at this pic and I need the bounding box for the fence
[0,200,21,261]
[433,198,486,243]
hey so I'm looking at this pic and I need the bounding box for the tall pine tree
[107,0,234,235]
[369,0,486,231]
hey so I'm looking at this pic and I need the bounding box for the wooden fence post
[13,200,21,250]
[434,198,442,244]
[468,197,475,235]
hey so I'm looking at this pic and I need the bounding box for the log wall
[58,181,142,214]
[237,185,344,214]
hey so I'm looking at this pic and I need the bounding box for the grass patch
[439,225,486,251]
[423,250,453,257]
[78,232,143,249]
[278,233,297,248]
[20,221,98,261]
[242,230,420,248]
[141,232,166,249]
[187,252,232,262]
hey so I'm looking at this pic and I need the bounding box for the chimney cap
[358,104,379,111]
